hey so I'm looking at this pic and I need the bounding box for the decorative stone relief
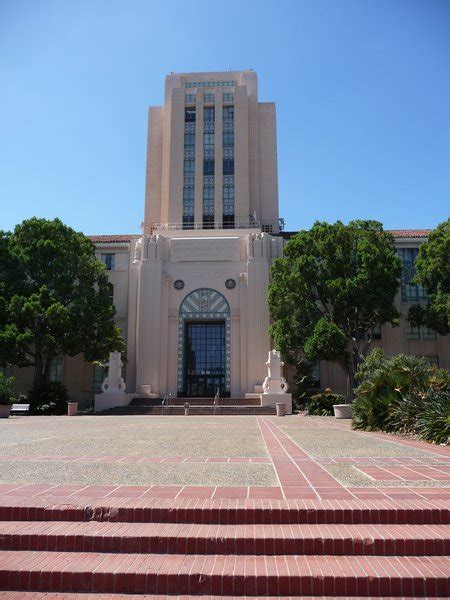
[225,278,236,289]
[171,237,240,262]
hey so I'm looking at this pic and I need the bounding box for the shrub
[28,382,69,415]
[352,349,449,444]
[418,390,450,445]
[290,360,321,412]
[306,391,345,416]
[0,373,15,406]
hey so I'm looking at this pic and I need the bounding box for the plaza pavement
[0,415,449,597]
[0,414,448,502]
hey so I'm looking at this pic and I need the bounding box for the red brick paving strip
[258,417,354,500]
[0,551,448,596]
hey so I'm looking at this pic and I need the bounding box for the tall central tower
[127,70,283,400]
[143,70,279,233]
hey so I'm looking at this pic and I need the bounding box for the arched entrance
[177,288,231,397]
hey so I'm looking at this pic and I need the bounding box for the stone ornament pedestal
[94,352,135,413]
[67,402,78,416]
[138,384,158,398]
[260,350,292,414]
[333,404,353,419]
[0,405,11,418]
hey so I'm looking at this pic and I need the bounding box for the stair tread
[0,551,448,596]
[1,497,448,524]
[2,595,444,600]
[1,520,448,540]
[1,521,448,555]
[0,590,440,600]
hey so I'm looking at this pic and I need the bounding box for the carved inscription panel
[170,237,240,262]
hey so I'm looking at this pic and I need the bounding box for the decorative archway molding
[177,288,231,395]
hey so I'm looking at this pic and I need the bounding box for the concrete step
[1,521,448,556]
[0,594,441,600]
[98,406,275,416]
[0,550,448,596]
[131,397,262,406]
[0,591,436,600]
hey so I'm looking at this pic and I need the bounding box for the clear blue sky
[1,0,449,234]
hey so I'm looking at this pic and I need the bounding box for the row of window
[222,105,234,227]
[183,109,196,227]
[398,248,427,302]
[184,108,234,125]
[186,80,236,88]
[185,92,234,104]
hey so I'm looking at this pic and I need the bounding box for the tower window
[185,108,196,122]
[223,132,234,147]
[223,158,234,175]
[203,159,214,175]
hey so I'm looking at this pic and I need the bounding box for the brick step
[2,595,442,600]
[1,499,448,525]
[131,397,262,406]
[1,521,448,555]
[0,550,448,596]
[98,406,276,415]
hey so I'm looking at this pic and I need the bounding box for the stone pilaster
[246,233,271,389]
[239,272,249,395]
[125,240,140,393]
[135,235,164,395]
[159,274,171,395]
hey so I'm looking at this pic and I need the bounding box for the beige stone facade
[5,72,449,406]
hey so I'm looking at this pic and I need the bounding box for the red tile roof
[88,229,431,244]
[88,234,140,243]
[281,229,431,240]
[387,229,431,238]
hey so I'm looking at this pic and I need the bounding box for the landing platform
[0,415,448,500]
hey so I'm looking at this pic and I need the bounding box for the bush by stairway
[306,390,345,416]
[28,382,69,415]
[352,349,450,444]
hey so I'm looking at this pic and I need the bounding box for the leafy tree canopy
[409,218,449,335]
[0,218,124,386]
[268,220,402,391]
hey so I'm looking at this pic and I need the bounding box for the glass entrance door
[183,320,226,397]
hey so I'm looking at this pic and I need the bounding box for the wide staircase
[0,498,448,596]
[98,396,276,416]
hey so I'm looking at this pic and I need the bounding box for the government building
[7,71,449,406]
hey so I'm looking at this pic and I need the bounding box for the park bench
[10,403,30,415]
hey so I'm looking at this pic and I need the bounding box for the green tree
[408,218,449,335]
[268,220,401,396]
[0,218,124,387]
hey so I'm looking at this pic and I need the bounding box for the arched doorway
[177,288,231,397]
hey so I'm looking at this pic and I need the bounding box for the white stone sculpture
[133,237,143,263]
[94,352,134,412]
[101,352,126,393]
[262,350,289,394]
[260,350,292,414]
